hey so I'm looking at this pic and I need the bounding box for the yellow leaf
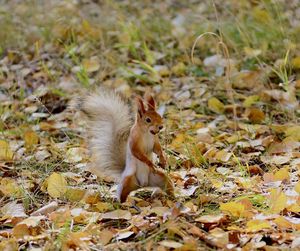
[0,140,13,161]
[82,57,100,73]
[246,219,272,232]
[171,62,186,76]
[0,178,23,197]
[96,202,114,213]
[274,168,290,182]
[0,239,18,251]
[24,131,39,150]
[170,133,188,150]
[65,188,86,202]
[253,8,271,24]
[208,97,225,114]
[292,57,300,69]
[47,173,67,198]
[295,182,300,194]
[244,47,262,58]
[214,150,232,162]
[210,178,223,189]
[243,95,260,108]
[219,202,245,218]
[287,203,300,213]
[273,216,300,230]
[285,126,300,141]
[274,216,292,229]
[269,189,287,214]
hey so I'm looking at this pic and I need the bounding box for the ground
[0,0,300,250]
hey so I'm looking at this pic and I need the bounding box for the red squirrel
[79,88,174,202]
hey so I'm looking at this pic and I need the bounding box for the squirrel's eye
[146,117,152,123]
[158,125,163,130]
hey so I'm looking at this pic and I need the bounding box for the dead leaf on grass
[47,172,67,198]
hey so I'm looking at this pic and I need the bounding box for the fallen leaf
[261,155,290,165]
[31,201,58,216]
[268,189,287,214]
[98,229,114,245]
[208,97,225,114]
[82,57,100,73]
[209,227,228,247]
[245,107,265,123]
[1,201,27,218]
[292,57,300,69]
[219,202,245,218]
[214,150,232,162]
[35,149,51,161]
[195,214,226,224]
[0,140,13,161]
[0,178,23,197]
[295,182,300,194]
[246,219,272,232]
[115,231,134,241]
[159,240,183,248]
[65,147,85,163]
[47,172,67,198]
[96,202,114,213]
[24,130,39,150]
[101,210,132,220]
[274,168,290,182]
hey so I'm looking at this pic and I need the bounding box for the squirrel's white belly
[135,157,151,186]
[136,133,154,186]
[123,132,155,186]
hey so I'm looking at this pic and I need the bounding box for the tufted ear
[144,93,156,110]
[136,96,146,117]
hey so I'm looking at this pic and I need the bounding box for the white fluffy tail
[80,89,133,182]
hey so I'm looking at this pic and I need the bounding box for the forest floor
[1,0,300,250]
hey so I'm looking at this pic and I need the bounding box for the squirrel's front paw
[159,156,167,168]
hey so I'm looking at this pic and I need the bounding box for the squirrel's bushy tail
[80,89,133,182]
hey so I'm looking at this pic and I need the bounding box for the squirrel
[78,88,174,202]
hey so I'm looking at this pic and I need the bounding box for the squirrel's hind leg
[117,175,139,202]
[149,170,174,198]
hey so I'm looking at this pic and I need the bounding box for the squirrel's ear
[136,96,145,117]
[144,93,156,110]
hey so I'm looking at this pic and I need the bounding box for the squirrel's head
[136,94,163,135]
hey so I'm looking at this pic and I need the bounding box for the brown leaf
[245,107,265,123]
[24,130,39,151]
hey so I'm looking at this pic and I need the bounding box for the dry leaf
[208,97,225,114]
[82,57,100,73]
[159,240,183,248]
[268,189,287,214]
[24,130,39,150]
[47,172,67,198]
[245,107,265,123]
[219,202,245,218]
[98,229,114,245]
[0,140,13,161]
[1,201,27,218]
[115,231,134,241]
[0,178,23,197]
[195,214,226,224]
[246,219,272,232]
[101,210,132,220]
[274,168,290,182]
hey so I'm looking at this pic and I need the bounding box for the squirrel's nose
[150,129,158,135]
